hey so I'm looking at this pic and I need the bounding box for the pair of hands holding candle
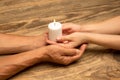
[47,23,87,48]
[47,16,120,50]
[1,16,120,80]
[0,32,87,80]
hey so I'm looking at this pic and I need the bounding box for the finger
[62,48,80,56]
[44,30,49,36]
[63,29,71,35]
[60,42,79,48]
[69,42,79,48]
[45,31,47,34]
[62,27,71,31]
[61,50,81,65]
[45,32,48,37]
[62,44,87,64]
[63,28,71,35]
[67,29,74,33]
[57,36,71,42]
[56,43,75,49]
[56,43,71,48]
[45,32,48,40]
[63,41,69,44]
[67,53,81,64]
[62,23,71,30]
[45,33,58,45]
[73,44,87,58]
[46,39,57,45]
[79,44,87,54]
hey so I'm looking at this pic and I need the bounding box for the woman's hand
[46,32,88,48]
[58,32,88,48]
[62,23,81,35]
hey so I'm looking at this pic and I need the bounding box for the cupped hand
[43,44,87,65]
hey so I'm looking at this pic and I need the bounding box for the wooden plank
[0,0,119,80]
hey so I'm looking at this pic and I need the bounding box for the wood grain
[0,0,120,80]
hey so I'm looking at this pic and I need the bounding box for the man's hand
[42,44,87,65]
[31,33,47,49]
[0,33,47,54]
[0,44,87,80]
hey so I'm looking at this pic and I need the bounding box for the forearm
[0,47,46,80]
[81,16,120,34]
[0,34,46,54]
[84,33,120,50]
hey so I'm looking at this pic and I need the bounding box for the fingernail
[57,37,61,40]
[63,41,69,44]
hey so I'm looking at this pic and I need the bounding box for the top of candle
[48,19,62,30]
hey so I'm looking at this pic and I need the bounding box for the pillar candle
[48,20,62,41]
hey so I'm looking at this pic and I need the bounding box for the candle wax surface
[48,22,62,41]
[48,22,62,30]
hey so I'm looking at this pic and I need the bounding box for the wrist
[27,35,46,50]
[79,32,92,43]
[1,46,47,66]
[31,46,48,62]
[81,24,100,33]
[84,33,97,44]
[17,46,48,64]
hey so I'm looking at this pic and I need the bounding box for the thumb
[62,48,80,56]
[63,44,87,57]
[79,44,87,56]
[79,44,87,52]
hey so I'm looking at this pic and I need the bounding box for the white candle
[48,20,62,41]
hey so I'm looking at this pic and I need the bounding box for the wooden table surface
[0,0,120,80]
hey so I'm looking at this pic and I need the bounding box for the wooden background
[0,0,120,80]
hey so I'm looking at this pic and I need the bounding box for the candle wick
[54,19,56,22]
[54,19,56,27]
